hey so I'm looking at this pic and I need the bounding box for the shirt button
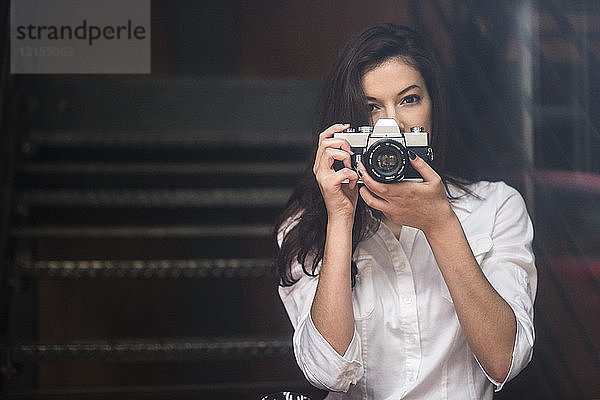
[403,296,413,304]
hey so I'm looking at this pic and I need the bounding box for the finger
[315,125,351,170]
[314,148,352,176]
[319,123,350,143]
[315,139,353,168]
[347,168,359,190]
[323,167,359,188]
[321,137,353,154]
[408,151,439,183]
[324,148,353,170]
[359,185,388,211]
[355,161,390,195]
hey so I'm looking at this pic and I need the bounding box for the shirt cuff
[476,314,534,392]
[293,313,364,392]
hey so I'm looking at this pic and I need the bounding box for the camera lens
[375,150,398,172]
[365,139,407,183]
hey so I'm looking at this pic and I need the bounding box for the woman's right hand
[312,124,359,221]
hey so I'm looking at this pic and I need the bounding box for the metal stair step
[18,77,322,132]
[10,224,272,239]
[16,258,272,279]
[17,161,305,176]
[1,382,320,400]
[7,337,292,363]
[17,188,293,208]
[24,129,313,149]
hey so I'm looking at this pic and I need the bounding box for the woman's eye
[402,94,421,105]
[367,104,380,113]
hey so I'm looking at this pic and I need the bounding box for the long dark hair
[273,23,471,287]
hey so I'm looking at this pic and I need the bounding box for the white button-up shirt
[279,181,536,399]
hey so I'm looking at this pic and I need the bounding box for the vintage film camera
[333,118,433,183]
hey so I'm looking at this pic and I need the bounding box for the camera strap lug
[427,147,434,162]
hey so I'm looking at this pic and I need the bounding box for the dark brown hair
[273,23,471,286]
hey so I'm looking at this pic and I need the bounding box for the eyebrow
[365,84,421,101]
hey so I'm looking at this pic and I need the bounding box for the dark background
[1,0,599,399]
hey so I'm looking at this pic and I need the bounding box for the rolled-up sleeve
[278,266,364,392]
[477,183,537,391]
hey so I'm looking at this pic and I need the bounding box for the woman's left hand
[357,153,454,235]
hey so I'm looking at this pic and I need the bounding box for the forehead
[361,58,426,94]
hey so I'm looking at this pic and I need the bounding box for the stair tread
[17,258,273,278]
[17,188,293,208]
[11,224,272,238]
[25,129,314,148]
[8,336,293,362]
[17,161,305,175]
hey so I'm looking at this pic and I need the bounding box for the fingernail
[408,150,417,160]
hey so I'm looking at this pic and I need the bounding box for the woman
[273,23,536,399]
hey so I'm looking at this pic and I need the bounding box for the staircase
[0,75,324,399]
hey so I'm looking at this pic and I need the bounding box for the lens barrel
[364,139,407,183]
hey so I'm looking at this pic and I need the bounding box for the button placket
[385,228,422,388]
